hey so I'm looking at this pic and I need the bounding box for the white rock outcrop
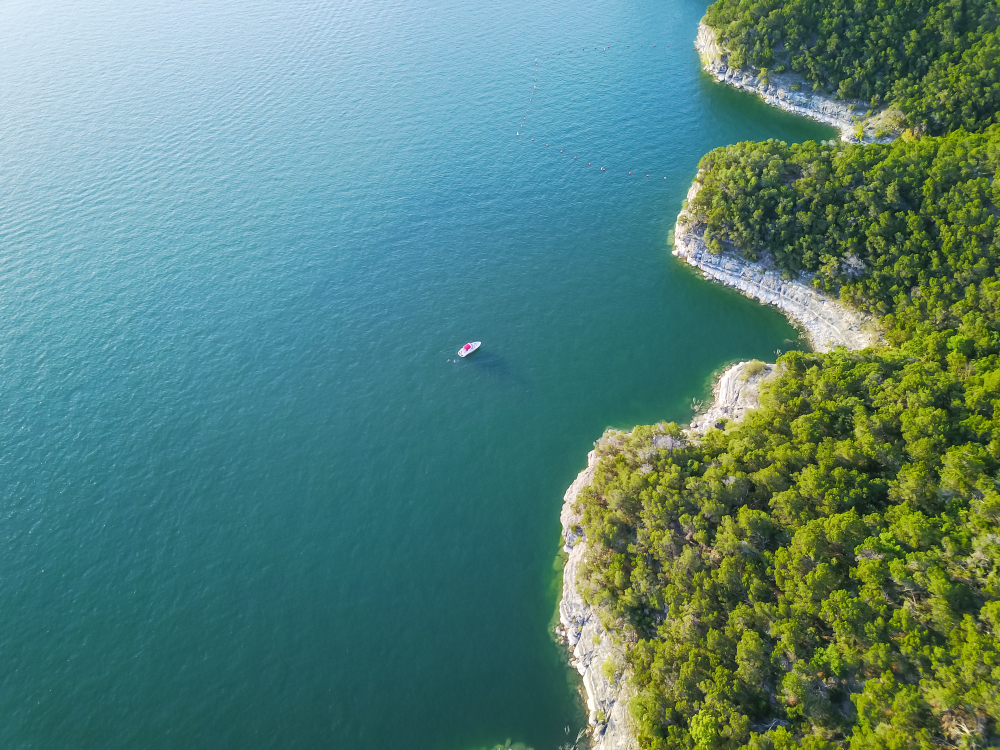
[557,31,890,746]
[673,181,879,353]
[558,450,637,750]
[695,22,878,142]
[556,373,772,749]
[688,360,775,434]
[558,180,880,747]
[559,200,878,746]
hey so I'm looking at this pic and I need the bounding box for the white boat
[457,341,481,358]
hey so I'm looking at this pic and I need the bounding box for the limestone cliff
[673,180,880,353]
[688,360,775,434]
[558,448,636,750]
[556,371,775,749]
[695,22,899,143]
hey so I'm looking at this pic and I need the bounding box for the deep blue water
[0,0,833,747]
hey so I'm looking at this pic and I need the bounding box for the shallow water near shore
[0,0,833,748]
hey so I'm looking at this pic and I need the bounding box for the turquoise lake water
[0,0,834,747]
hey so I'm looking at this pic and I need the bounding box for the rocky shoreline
[555,25,886,750]
[557,181,880,749]
[556,361,780,749]
[673,180,880,353]
[557,449,636,750]
[694,22,895,143]
[687,359,775,434]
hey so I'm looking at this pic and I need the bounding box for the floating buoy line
[515,40,690,178]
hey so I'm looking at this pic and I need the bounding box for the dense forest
[686,127,1000,343]
[569,18,1000,749]
[703,0,1000,134]
[577,340,1000,748]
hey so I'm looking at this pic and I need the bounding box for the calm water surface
[0,0,833,747]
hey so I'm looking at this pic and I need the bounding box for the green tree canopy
[575,126,1000,748]
[703,0,1000,133]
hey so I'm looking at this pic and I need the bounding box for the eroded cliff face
[558,209,877,747]
[673,181,880,353]
[688,360,775,434]
[556,27,888,749]
[694,22,897,143]
[556,367,773,749]
[558,450,637,750]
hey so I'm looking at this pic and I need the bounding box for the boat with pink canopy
[457,341,481,358]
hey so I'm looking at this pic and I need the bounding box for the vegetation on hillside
[571,129,1000,747]
[686,126,1000,343]
[703,0,1000,134]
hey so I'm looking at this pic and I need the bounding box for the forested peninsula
[559,3,1000,749]
[704,0,1000,135]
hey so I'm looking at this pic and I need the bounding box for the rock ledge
[673,180,880,353]
[557,35,886,746]
[558,449,637,750]
[695,22,897,143]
